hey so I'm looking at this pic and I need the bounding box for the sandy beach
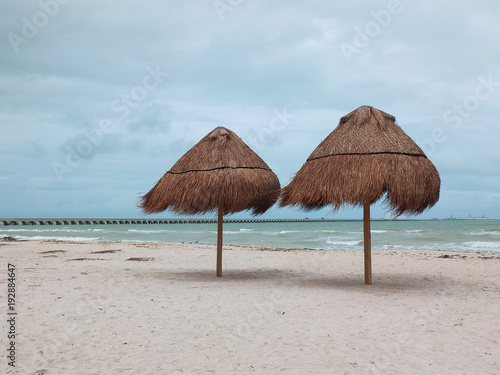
[1,239,499,375]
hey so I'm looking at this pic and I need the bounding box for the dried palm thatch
[140,126,280,277]
[280,105,440,284]
[141,127,281,216]
[280,105,440,215]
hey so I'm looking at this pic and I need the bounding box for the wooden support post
[363,203,373,285]
[217,206,223,277]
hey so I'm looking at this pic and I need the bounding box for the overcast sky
[1,0,499,220]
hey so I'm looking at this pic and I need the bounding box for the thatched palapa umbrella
[141,127,280,277]
[280,106,440,284]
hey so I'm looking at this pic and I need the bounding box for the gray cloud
[1,0,499,218]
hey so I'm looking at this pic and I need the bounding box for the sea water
[2,219,499,253]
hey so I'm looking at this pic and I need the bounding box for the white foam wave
[380,244,409,250]
[470,231,500,236]
[127,229,171,234]
[223,228,255,235]
[12,235,100,242]
[1,228,105,234]
[262,230,304,236]
[462,241,500,252]
[326,240,362,246]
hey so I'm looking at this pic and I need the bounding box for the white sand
[1,239,499,375]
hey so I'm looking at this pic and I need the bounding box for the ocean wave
[263,231,283,236]
[379,244,410,250]
[10,235,101,242]
[470,231,500,236]
[3,221,499,253]
[127,229,172,234]
[461,241,500,252]
[303,237,328,243]
[223,229,255,235]
[2,228,83,233]
[1,228,109,235]
[326,240,362,246]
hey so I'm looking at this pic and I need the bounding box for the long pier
[0,218,363,226]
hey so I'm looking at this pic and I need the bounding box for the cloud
[0,0,499,218]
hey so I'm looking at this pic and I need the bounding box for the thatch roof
[141,127,281,216]
[280,106,440,215]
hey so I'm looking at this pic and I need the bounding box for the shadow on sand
[142,268,453,292]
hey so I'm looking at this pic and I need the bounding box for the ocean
[1,219,499,253]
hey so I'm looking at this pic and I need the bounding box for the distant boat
[468,215,489,220]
